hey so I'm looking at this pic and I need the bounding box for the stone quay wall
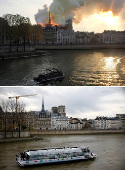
[0,45,35,54]
[0,130,124,139]
[36,44,125,50]
[0,131,30,139]
[31,129,125,136]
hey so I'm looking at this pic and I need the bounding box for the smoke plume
[35,0,125,31]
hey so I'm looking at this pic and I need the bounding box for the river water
[0,134,125,170]
[0,49,125,86]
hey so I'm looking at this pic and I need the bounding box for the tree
[21,124,27,130]
[3,14,31,52]
[19,22,31,51]
[0,17,9,45]
[3,14,17,52]
[30,25,43,46]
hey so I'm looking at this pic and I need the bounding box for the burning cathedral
[39,12,75,44]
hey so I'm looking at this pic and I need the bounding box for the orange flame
[51,21,59,27]
[38,22,59,27]
[50,13,59,26]
[38,13,59,27]
[38,23,46,27]
[101,11,113,17]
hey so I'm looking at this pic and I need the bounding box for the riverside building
[69,118,83,130]
[92,116,121,130]
[51,105,70,130]
[116,114,125,129]
[102,30,125,44]
[51,116,69,130]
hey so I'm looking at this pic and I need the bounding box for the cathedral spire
[49,11,52,25]
[42,96,45,112]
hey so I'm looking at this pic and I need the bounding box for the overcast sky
[0,87,124,119]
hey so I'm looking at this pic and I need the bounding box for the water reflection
[70,51,125,86]
[104,57,120,71]
[0,49,125,86]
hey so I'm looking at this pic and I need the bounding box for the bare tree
[0,99,26,138]
[0,99,8,138]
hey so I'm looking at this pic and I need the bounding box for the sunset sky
[0,0,125,33]
[0,87,125,119]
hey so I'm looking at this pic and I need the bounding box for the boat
[16,147,96,167]
[33,68,64,85]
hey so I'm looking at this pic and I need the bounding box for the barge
[16,147,96,167]
[33,68,64,85]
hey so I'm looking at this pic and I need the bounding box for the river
[0,134,125,170]
[0,49,125,86]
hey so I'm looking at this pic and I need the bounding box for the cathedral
[41,12,75,44]
[34,97,51,130]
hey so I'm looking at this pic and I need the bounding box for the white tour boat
[16,147,96,167]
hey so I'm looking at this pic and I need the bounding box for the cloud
[0,87,124,119]
[34,0,125,32]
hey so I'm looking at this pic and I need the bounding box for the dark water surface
[0,134,125,170]
[0,49,125,86]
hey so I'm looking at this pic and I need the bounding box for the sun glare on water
[94,11,119,26]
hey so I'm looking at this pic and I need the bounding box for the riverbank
[31,129,125,136]
[1,44,125,59]
[0,50,49,60]
[36,44,125,50]
[0,130,124,144]
[0,137,43,144]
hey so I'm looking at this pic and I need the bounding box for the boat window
[56,148,64,149]
[87,149,90,152]
[78,152,84,156]
[73,152,77,157]
[82,149,87,152]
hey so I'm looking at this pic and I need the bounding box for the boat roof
[25,147,88,156]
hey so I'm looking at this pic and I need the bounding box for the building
[51,116,69,130]
[51,105,69,130]
[107,117,121,129]
[75,32,95,44]
[51,105,66,117]
[57,105,66,117]
[34,97,51,130]
[51,107,58,117]
[57,30,76,44]
[81,119,88,129]
[41,12,58,44]
[102,30,125,44]
[69,118,83,130]
[42,24,58,44]
[41,12,75,44]
[116,114,125,129]
[92,116,121,130]
[25,111,35,130]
